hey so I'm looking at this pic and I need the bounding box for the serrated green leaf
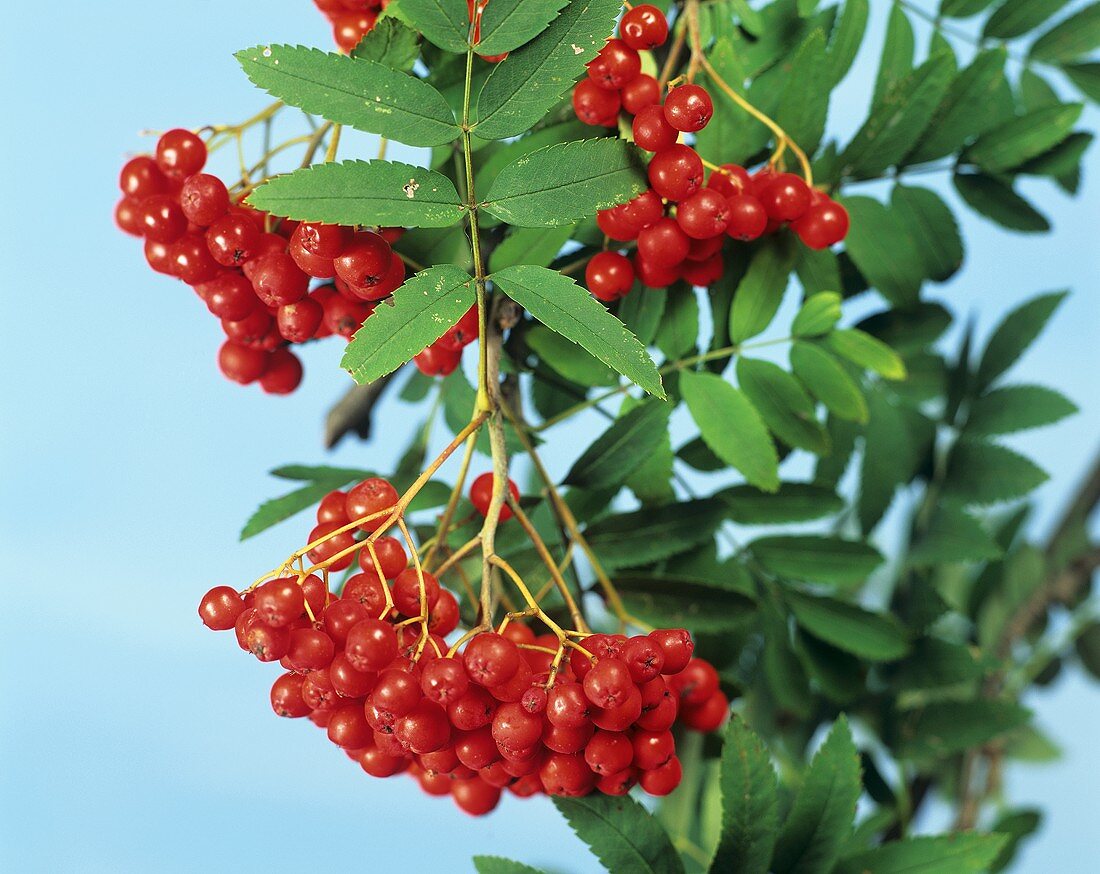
[772,717,861,874]
[472,857,545,874]
[1029,3,1100,63]
[825,0,869,85]
[270,464,372,481]
[475,0,623,139]
[874,5,915,107]
[351,18,420,70]
[738,357,830,454]
[236,46,459,146]
[526,323,618,386]
[792,292,842,338]
[824,329,907,380]
[476,119,591,193]
[1064,61,1100,102]
[565,401,669,490]
[838,196,925,305]
[615,571,756,632]
[990,809,1042,873]
[776,30,831,155]
[553,794,684,874]
[584,499,728,569]
[476,0,571,55]
[762,603,812,717]
[908,505,1003,565]
[489,225,573,272]
[710,717,779,874]
[248,160,464,228]
[909,48,1013,164]
[680,370,780,491]
[859,388,933,531]
[796,248,842,297]
[985,0,1072,39]
[341,265,475,383]
[966,102,1083,172]
[654,286,700,360]
[400,0,470,52]
[490,265,664,397]
[841,53,955,178]
[752,535,884,588]
[483,138,646,226]
[837,833,1008,874]
[1017,131,1094,180]
[953,172,1051,232]
[898,700,1031,758]
[976,290,1067,388]
[717,483,844,524]
[784,590,910,661]
[942,440,1049,505]
[967,384,1077,435]
[790,342,868,423]
[618,287,666,344]
[890,637,984,690]
[730,237,797,343]
[941,0,998,15]
[891,185,964,283]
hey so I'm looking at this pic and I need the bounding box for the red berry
[372,668,423,718]
[246,623,291,662]
[448,686,496,731]
[270,672,311,718]
[218,340,268,384]
[596,204,640,241]
[639,754,682,796]
[633,729,675,769]
[758,172,812,222]
[333,231,392,292]
[172,233,222,284]
[650,628,694,674]
[464,633,521,688]
[421,658,470,705]
[573,78,621,127]
[259,349,304,395]
[540,752,596,797]
[451,777,501,815]
[360,745,407,778]
[323,599,370,647]
[276,297,323,343]
[254,578,306,628]
[293,222,351,258]
[428,589,460,636]
[286,627,336,672]
[621,73,660,115]
[119,155,167,199]
[676,189,730,239]
[198,586,245,631]
[675,657,720,705]
[681,252,724,286]
[437,305,480,351]
[179,173,229,226]
[622,635,665,683]
[333,10,379,53]
[396,700,451,754]
[206,212,261,267]
[591,684,643,731]
[633,254,680,289]
[306,521,358,571]
[680,689,730,732]
[328,704,374,749]
[414,343,461,376]
[323,294,372,338]
[647,144,703,201]
[791,198,850,249]
[632,104,678,153]
[586,251,635,301]
[583,658,634,709]
[585,730,634,775]
[345,618,399,672]
[139,194,187,243]
[345,478,399,531]
[620,4,669,50]
[637,216,690,267]
[725,194,769,241]
[249,252,309,307]
[707,163,751,198]
[358,535,408,579]
[622,188,664,229]
[663,84,713,133]
[587,38,641,90]
[492,702,544,751]
[155,128,206,178]
[391,567,441,617]
[469,472,520,521]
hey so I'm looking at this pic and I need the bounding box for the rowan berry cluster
[573,4,849,301]
[312,0,385,53]
[115,128,474,388]
[199,473,729,814]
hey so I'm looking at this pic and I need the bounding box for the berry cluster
[313,0,385,53]
[573,5,849,300]
[199,475,729,814]
[116,128,473,388]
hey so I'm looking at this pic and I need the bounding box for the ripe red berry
[585,251,635,301]
[323,294,372,338]
[649,628,694,674]
[139,194,187,243]
[622,635,665,683]
[449,686,496,731]
[414,343,462,376]
[428,589,460,636]
[620,4,669,50]
[633,254,680,289]
[587,38,641,90]
[253,578,306,628]
[647,144,703,201]
[540,752,596,797]
[469,472,520,521]
[172,234,223,285]
[591,685,643,731]
[358,535,407,579]
[791,198,850,249]
[396,700,451,754]
[707,163,751,198]
[637,216,690,267]
[286,627,336,672]
[663,84,714,133]
[179,173,230,226]
[323,599,370,647]
[249,252,310,307]
[421,658,469,705]
[632,104,678,153]
[572,78,621,127]
[270,672,312,718]
[359,746,407,778]
[155,128,207,178]
[437,305,480,352]
[639,755,682,796]
[621,73,660,115]
[622,188,664,229]
[259,349,304,395]
[328,704,374,749]
[206,212,261,267]
[464,633,521,688]
[451,776,501,815]
[676,189,730,239]
[119,155,167,199]
[680,689,730,732]
[725,194,769,241]
[293,222,351,258]
[681,252,724,287]
[276,297,323,343]
[391,567,442,617]
[198,586,245,631]
[306,521,358,571]
[334,231,392,291]
[246,623,291,662]
[345,618,400,672]
[218,340,269,384]
[758,172,812,222]
[585,730,634,775]
[492,702,544,751]
[596,204,640,241]
[675,657,721,705]
[345,478,399,531]
[583,658,634,709]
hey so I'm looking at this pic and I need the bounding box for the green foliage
[553,795,685,874]
[836,833,1007,873]
[475,0,571,55]
[711,717,779,874]
[564,401,669,490]
[398,0,470,53]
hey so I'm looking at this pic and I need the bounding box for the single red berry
[587,38,641,90]
[204,273,257,322]
[254,578,306,628]
[583,658,634,709]
[172,234,223,285]
[139,194,187,243]
[322,599,370,647]
[637,216,690,267]
[293,221,351,258]
[621,73,660,115]
[543,720,595,754]
[596,204,640,241]
[396,700,451,754]
[674,657,721,706]
[328,704,374,749]
[119,155,167,199]
[586,251,635,301]
[345,618,400,672]
[322,294,372,338]
[791,198,850,249]
[448,686,496,731]
[707,163,751,198]
[622,635,665,683]
[437,305,480,352]
[540,752,596,797]
[155,128,207,178]
[585,730,634,775]
[358,535,407,579]
[591,684,643,731]
[246,623,291,662]
[217,340,268,384]
[249,252,309,307]
[676,189,730,239]
[414,343,461,376]
[622,188,664,230]
[455,728,500,772]
[198,586,245,631]
[359,745,407,778]
[179,173,229,226]
[451,776,501,815]
[469,472,520,521]
[649,628,694,674]
[114,197,145,236]
[633,729,675,770]
[598,768,639,796]
[301,671,339,710]
[464,633,521,688]
[639,754,682,796]
[286,627,336,672]
[270,672,311,718]
[276,297,324,343]
[758,172,812,222]
[521,686,548,715]
[572,78,621,127]
[680,689,730,732]
[333,10,379,53]
[421,658,470,705]
[647,144,703,201]
[725,194,769,241]
[632,104,678,152]
[345,477,399,531]
[428,589,460,636]
[637,681,678,732]
[333,231,392,291]
[391,567,441,617]
[686,233,725,262]
[620,4,669,50]
[306,521,358,571]
[492,702,544,751]
[259,349,303,395]
[663,84,713,133]
[206,212,261,267]
[681,252,724,286]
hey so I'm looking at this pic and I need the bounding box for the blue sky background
[1,2,1097,872]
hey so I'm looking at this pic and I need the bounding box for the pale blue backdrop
[1,2,1097,872]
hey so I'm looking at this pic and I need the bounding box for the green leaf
[717,483,844,524]
[838,196,925,305]
[836,834,1008,874]
[476,0,571,55]
[841,53,955,178]
[1029,3,1100,63]
[710,717,779,874]
[824,329,907,380]
[891,185,964,283]
[565,402,670,490]
[1075,622,1100,680]
[475,0,623,139]
[619,287,666,345]
[399,0,470,52]
[490,265,664,397]
[489,225,573,272]
[235,46,459,147]
[874,5,915,107]
[350,17,420,71]
[270,464,372,481]
[553,794,685,874]
[967,384,1077,435]
[1064,61,1100,102]
[247,160,464,228]
[976,291,1068,388]
[966,103,1083,172]
[615,570,756,632]
[990,809,1042,873]
[483,139,646,227]
[680,370,779,492]
[942,440,1049,505]
[857,303,953,353]
[762,603,813,717]
[796,248,842,297]
[730,237,797,343]
[825,0,869,85]
[908,505,1003,565]
[654,287,700,360]
[241,478,358,540]
[814,414,858,489]
[752,536,884,588]
[790,341,868,423]
[784,590,910,661]
[792,292,842,338]
[985,0,1072,39]
[772,717,862,874]
[859,388,933,531]
[472,857,546,874]
[776,30,831,155]
[737,357,830,454]
[341,265,476,384]
[909,48,1013,164]
[890,637,984,690]
[941,0,999,16]
[953,172,1051,232]
[526,324,618,386]
[584,500,728,569]
[898,700,1031,758]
